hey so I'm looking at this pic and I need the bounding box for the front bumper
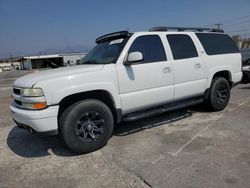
[10,103,59,134]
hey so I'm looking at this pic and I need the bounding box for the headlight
[21,88,44,97]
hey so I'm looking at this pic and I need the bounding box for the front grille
[13,88,21,95]
[14,100,22,106]
[13,87,22,107]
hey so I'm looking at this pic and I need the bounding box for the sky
[0,0,250,58]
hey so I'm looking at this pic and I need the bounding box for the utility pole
[10,54,13,63]
[215,23,222,30]
[65,38,71,53]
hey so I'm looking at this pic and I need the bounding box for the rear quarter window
[196,33,239,55]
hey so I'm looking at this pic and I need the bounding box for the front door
[116,34,174,114]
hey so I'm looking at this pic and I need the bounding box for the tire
[206,77,230,111]
[59,99,114,154]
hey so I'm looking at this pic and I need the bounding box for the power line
[230,32,250,35]
[202,14,250,27]
[226,28,250,33]
[218,14,250,24]
[223,19,250,28]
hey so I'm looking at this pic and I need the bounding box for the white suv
[10,27,242,153]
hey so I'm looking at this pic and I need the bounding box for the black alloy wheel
[75,111,104,142]
[215,84,229,105]
[206,77,230,111]
[59,99,114,154]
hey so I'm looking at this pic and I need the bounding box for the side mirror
[124,52,143,66]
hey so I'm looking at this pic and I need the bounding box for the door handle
[163,67,172,73]
[195,63,201,69]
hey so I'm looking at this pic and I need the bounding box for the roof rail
[96,31,132,43]
[149,26,224,33]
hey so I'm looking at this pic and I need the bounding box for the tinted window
[167,34,198,60]
[83,38,128,64]
[128,35,166,63]
[196,33,239,55]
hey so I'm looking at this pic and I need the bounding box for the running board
[123,97,204,122]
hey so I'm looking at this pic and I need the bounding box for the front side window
[82,38,128,64]
[167,34,198,60]
[128,35,166,63]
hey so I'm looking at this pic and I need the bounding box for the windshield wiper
[83,60,98,64]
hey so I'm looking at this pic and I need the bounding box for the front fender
[50,82,121,108]
[33,65,121,109]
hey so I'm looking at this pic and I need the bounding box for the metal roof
[22,53,86,60]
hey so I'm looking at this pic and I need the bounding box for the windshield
[82,38,128,64]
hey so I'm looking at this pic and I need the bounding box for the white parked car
[10,27,242,153]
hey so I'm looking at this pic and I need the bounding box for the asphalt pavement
[0,70,250,188]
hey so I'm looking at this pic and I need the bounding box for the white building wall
[19,53,86,70]
[21,59,32,70]
[0,62,20,71]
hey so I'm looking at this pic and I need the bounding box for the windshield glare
[82,38,127,64]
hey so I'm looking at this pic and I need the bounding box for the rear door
[166,34,206,100]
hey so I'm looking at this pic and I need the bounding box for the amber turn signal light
[32,102,47,109]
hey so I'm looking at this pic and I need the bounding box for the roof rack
[96,31,132,43]
[149,26,224,33]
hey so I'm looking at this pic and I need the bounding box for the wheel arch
[58,90,122,124]
[206,68,233,89]
[204,69,232,100]
[212,70,232,81]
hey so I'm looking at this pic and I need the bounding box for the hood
[14,65,104,88]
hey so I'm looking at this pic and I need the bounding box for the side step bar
[123,97,204,122]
